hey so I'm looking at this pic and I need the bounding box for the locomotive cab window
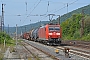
[49,27,60,31]
[49,27,54,31]
[54,27,60,31]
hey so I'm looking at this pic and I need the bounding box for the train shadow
[52,43,72,46]
[60,43,72,46]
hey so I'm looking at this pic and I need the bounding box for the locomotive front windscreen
[49,27,60,31]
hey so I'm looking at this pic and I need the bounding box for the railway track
[74,43,90,49]
[22,39,90,60]
[54,46,90,60]
[20,41,57,60]
[49,40,90,60]
[21,42,40,60]
[62,40,90,49]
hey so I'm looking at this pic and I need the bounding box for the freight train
[22,23,62,45]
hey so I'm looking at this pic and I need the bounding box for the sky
[0,0,90,27]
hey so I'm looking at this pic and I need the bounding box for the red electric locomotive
[38,23,62,45]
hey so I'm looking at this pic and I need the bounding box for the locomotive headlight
[56,33,60,35]
[49,33,52,35]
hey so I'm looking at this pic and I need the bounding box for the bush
[61,14,90,41]
[73,31,80,39]
[0,32,12,44]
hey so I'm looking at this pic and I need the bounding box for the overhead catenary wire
[41,0,88,14]
[36,1,50,23]
[21,0,42,27]
[28,0,78,23]
[27,0,42,17]
[22,0,41,24]
[43,0,78,14]
[69,0,79,5]
[4,0,40,27]
[53,0,79,13]
[29,0,39,11]
[7,0,85,27]
[1,0,89,25]
[35,0,79,25]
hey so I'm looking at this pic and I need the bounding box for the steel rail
[23,41,59,60]
[55,46,90,59]
[21,42,39,60]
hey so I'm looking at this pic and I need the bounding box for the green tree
[0,32,12,44]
